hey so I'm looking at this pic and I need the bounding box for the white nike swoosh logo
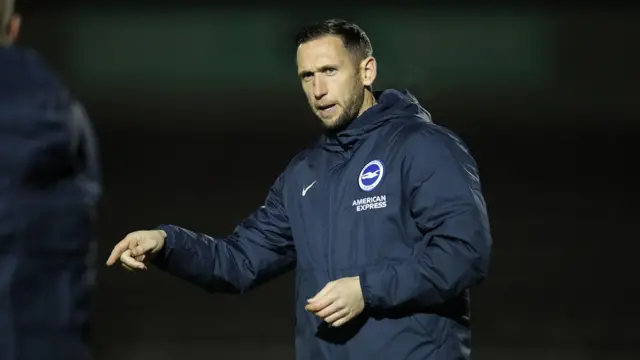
[302,181,317,196]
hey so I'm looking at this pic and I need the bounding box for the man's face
[296,35,365,130]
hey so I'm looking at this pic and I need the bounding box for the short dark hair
[295,19,373,62]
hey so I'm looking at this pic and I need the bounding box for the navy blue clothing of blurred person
[107,19,492,360]
[0,2,102,360]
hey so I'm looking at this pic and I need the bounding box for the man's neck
[357,90,377,118]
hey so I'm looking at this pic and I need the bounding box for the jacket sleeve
[359,128,492,311]
[150,174,296,294]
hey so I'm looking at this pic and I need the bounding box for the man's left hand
[305,276,365,327]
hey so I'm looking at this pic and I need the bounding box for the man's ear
[7,13,21,44]
[359,56,377,87]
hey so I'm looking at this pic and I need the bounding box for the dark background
[14,1,639,359]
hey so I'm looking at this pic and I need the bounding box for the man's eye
[325,69,337,75]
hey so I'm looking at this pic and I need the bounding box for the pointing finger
[106,240,130,266]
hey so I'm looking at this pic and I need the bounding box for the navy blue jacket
[0,45,101,360]
[152,89,492,360]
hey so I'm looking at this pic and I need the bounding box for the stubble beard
[321,85,365,132]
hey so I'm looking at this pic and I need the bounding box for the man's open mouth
[317,104,337,116]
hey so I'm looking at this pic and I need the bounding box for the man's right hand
[106,230,167,271]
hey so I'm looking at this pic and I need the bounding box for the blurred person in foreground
[0,1,102,359]
[107,19,491,360]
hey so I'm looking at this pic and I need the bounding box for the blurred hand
[305,276,365,327]
[105,230,166,271]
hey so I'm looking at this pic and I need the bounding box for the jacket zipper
[327,152,349,281]
[328,185,333,280]
[327,164,335,281]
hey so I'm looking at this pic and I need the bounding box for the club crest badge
[358,160,384,191]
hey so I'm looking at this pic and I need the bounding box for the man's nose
[313,77,327,99]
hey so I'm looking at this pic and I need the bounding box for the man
[107,19,491,360]
[0,1,102,359]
